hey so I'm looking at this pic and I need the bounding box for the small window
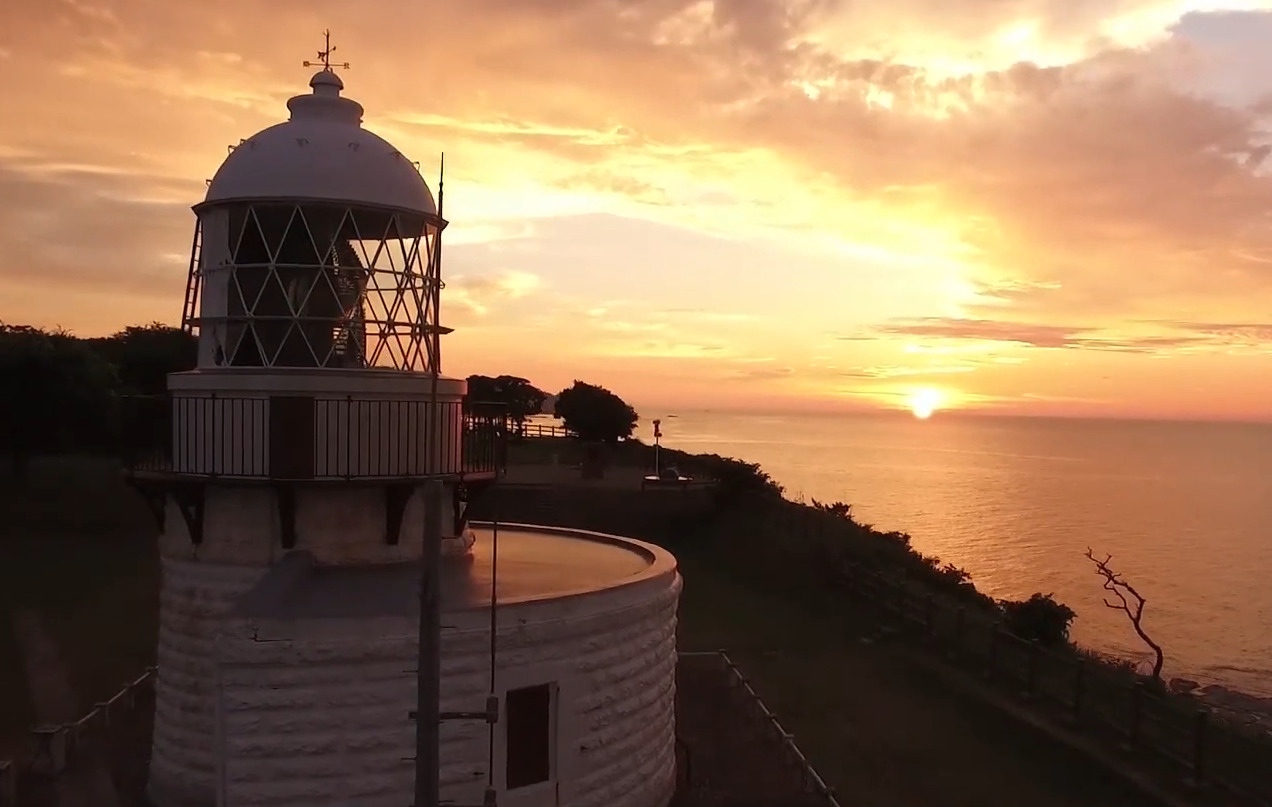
[505,683,554,789]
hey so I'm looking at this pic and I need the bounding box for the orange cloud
[7,0,1272,417]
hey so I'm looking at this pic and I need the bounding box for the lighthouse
[125,39,680,807]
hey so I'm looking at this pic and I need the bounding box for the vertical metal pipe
[415,153,447,807]
[487,512,499,790]
[416,476,444,807]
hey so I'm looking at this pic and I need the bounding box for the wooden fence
[835,565,1272,806]
[0,666,156,807]
[517,423,573,438]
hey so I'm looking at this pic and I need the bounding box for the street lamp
[653,418,662,477]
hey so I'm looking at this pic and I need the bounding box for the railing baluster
[345,395,353,479]
[122,394,507,482]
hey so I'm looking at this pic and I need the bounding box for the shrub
[1000,593,1077,647]
[553,381,638,443]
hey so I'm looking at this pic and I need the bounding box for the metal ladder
[180,226,203,334]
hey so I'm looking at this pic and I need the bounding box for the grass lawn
[674,546,1165,807]
[0,456,159,757]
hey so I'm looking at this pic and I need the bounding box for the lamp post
[653,418,662,477]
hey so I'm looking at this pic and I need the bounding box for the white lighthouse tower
[128,39,492,806]
[126,37,680,807]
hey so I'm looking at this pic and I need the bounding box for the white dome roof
[203,71,437,216]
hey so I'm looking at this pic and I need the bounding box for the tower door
[269,396,315,479]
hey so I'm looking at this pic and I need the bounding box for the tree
[465,374,548,435]
[1000,593,1076,647]
[553,381,638,443]
[0,324,119,478]
[1085,547,1165,680]
[87,323,196,395]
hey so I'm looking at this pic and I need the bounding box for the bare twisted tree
[1084,547,1165,680]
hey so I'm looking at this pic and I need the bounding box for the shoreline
[628,431,1272,707]
[513,435,1272,733]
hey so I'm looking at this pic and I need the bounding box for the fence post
[1122,681,1144,750]
[1070,661,1085,723]
[1189,709,1207,786]
[1023,642,1039,700]
[985,628,999,680]
[952,607,965,660]
[924,594,936,638]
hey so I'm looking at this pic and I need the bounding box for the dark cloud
[0,161,193,299]
[868,316,1272,354]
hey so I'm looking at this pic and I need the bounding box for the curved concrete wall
[149,484,443,807]
[215,565,681,807]
[148,559,267,807]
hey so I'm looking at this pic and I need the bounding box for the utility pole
[413,152,447,807]
[415,477,444,807]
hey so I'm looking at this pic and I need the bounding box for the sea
[632,410,1272,699]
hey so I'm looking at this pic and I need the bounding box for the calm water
[636,411,1272,697]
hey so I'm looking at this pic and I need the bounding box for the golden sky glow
[5,0,1272,418]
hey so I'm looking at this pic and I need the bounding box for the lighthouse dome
[203,70,436,216]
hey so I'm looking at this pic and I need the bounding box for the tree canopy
[0,324,120,475]
[86,323,196,395]
[553,380,638,443]
[465,375,548,433]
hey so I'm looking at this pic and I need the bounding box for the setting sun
[909,388,944,419]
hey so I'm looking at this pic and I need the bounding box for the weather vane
[304,29,350,72]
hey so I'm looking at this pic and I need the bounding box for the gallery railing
[121,394,506,481]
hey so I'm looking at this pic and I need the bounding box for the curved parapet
[210,525,681,807]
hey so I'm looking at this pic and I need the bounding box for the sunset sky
[4,0,1272,419]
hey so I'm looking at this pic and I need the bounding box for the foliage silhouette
[465,375,548,434]
[86,323,196,396]
[553,380,638,443]
[1000,593,1077,647]
[0,324,119,478]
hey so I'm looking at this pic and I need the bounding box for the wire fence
[837,565,1272,805]
[677,651,842,807]
[0,666,156,807]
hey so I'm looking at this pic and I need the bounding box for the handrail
[0,666,157,807]
[835,564,1272,805]
[120,393,507,481]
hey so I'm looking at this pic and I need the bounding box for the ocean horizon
[624,409,1272,699]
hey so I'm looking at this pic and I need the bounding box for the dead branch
[1084,547,1165,680]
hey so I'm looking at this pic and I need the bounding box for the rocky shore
[1171,678,1272,734]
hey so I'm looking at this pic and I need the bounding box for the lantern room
[187,68,446,373]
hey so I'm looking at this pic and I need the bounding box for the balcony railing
[121,394,506,481]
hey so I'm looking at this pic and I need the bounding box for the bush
[0,324,120,476]
[553,381,638,443]
[806,499,992,609]
[1000,593,1076,647]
